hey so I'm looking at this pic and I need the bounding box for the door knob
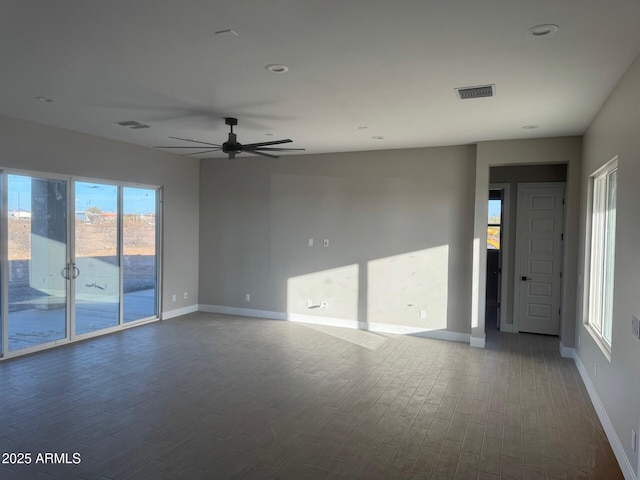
[521,276,529,281]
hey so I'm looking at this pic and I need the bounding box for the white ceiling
[1,0,640,158]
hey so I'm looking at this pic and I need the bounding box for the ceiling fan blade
[155,146,220,149]
[254,147,306,151]
[168,136,220,146]
[242,139,293,148]
[248,150,279,159]
[184,149,221,156]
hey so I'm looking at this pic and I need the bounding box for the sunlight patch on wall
[286,264,359,320]
[368,246,449,329]
[471,237,480,329]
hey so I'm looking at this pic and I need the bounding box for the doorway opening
[486,187,506,332]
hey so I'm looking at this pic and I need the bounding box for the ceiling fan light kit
[154,117,305,160]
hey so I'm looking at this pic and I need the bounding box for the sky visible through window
[8,175,155,214]
[488,199,501,224]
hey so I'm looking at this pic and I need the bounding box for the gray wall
[578,54,640,476]
[490,164,567,326]
[0,114,200,314]
[199,146,476,335]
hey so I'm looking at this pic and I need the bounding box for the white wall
[578,54,640,478]
[0,114,200,315]
[199,146,476,337]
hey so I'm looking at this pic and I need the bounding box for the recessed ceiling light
[526,24,559,38]
[521,125,539,130]
[358,126,368,130]
[372,136,384,140]
[265,64,289,73]
[265,133,275,136]
[36,96,54,103]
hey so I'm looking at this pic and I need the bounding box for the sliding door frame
[0,168,162,360]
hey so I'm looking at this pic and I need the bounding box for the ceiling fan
[155,117,305,159]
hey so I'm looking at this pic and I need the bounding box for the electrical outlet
[245,293,250,302]
[594,362,598,378]
[172,294,176,303]
[308,238,314,247]
[420,310,427,320]
[632,429,637,453]
[323,239,329,247]
[307,299,313,308]
[321,301,327,308]
[632,316,640,339]
[183,291,188,300]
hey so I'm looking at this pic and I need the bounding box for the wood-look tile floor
[0,313,624,479]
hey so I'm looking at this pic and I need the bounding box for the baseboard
[363,321,470,343]
[470,335,485,348]
[287,312,359,330]
[499,323,515,333]
[198,305,470,343]
[559,341,575,359]
[161,304,199,320]
[574,352,637,480]
[199,304,285,320]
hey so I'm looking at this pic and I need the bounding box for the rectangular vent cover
[116,120,150,129]
[455,84,495,99]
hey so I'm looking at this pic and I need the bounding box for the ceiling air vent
[455,84,495,100]
[116,120,150,129]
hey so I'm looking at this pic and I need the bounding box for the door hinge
[560,271,563,278]
[559,308,561,315]
[562,198,565,205]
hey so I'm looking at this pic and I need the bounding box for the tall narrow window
[487,197,502,250]
[587,157,617,349]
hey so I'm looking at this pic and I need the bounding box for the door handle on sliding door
[521,276,530,281]
[62,263,80,279]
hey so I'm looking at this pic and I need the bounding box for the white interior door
[515,183,565,335]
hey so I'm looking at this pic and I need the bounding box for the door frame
[513,181,565,334]
[489,183,511,332]
[0,168,163,359]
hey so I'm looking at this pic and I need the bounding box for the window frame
[584,156,618,358]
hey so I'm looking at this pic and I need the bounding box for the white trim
[490,183,510,332]
[470,335,486,348]
[584,155,618,358]
[559,341,575,358]
[363,321,470,343]
[500,323,514,333]
[162,304,199,320]
[288,312,358,329]
[198,305,471,343]
[199,304,286,320]
[574,352,637,480]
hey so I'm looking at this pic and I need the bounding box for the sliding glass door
[1,171,160,357]
[74,182,120,335]
[7,175,68,351]
[123,187,157,322]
